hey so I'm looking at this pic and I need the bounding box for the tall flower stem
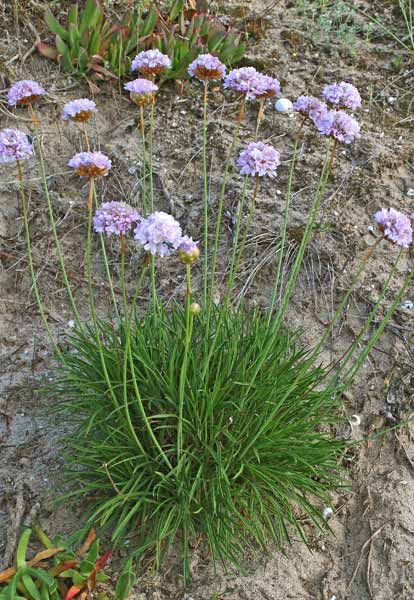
[17,160,61,358]
[139,105,147,216]
[255,99,265,139]
[82,121,91,151]
[327,138,338,177]
[148,99,155,213]
[120,234,128,318]
[202,80,209,306]
[177,264,194,467]
[28,103,81,328]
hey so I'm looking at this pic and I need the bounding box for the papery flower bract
[131,49,172,75]
[68,151,112,177]
[93,202,141,237]
[63,98,97,122]
[134,212,182,257]
[237,142,281,178]
[7,80,46,107]
[255,74,281,99]
[322,82,362,110]
[188,53,226,81]
[178,236,200,264]
[315,110,360,144]
[124,79,158,106]
[0,128,34,163]
[374,208,412,248]
[224,67,263,99]
[293,95,328,122]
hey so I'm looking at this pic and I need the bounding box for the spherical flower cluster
[255,74,281,99]
[293,95,328,122]
[124,79,158,106]
[315,110,360,144]
[237,142,281,178]
[134,211,183,257]
[131,50,172,75]
[224,67,263,99]
[63,98,97,122]
[68,151,112,177]
[374,208,413,248]
[322,82,361,110]
[188,53,226,81]
[93,202,141,237]
[8,80,46,107]
[178,236,200,264]
[0,128,34,163]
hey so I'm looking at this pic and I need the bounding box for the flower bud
[177,236,200,265]
[189,302,201,316]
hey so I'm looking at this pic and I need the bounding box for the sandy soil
[1,0,414,598]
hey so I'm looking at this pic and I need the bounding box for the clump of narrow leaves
[54,304,346,582]
[37,0,247,82]
[0,527,112,600]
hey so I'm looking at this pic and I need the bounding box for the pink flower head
[124,79,158,105]
[131,50,172,75]
[68,151,112,177]
[188,53,226,81]
[178,236,200,264]
[237,142,281,178]
[255,74,281,99]
[293,95,328,122]
[315,110,360,144]
[93,202,141,237]
[134,211,182,257]
[374,208,412,248]
[63,99,97,122]
[322,82,362,110]
[224,67,263,99]
[7,80,46,107]
[0,128,34,163]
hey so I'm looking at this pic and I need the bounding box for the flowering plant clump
[93,202,141,237]
[374,208,413,247]
[134,211,183,257]
[63,98,97,122]
[237,142,281,177]
[0,129,34,163]
[131,49,172,75]
[188,53,226,81]
[322,81,362,110]
[223,66,263,98]
[124,79,158,106]
[7,79,45,106]
[315,110,361,144]
[68,151,112,177]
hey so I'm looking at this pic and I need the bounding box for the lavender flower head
[255,74,281,99]
[224,67,262,99]
[63,98,97,122]
[322,82,362,110]
[188,54,226,81]
[134,211,182,257]
[0,129,34,163]
[178,236,200,264]
[8,80,46,107]
[131,50,172,75]
[315,110,360,144]
[124,79,158,105]
[374,208,412,248]
[68,151,112,177]
[293,95,328,122]
[93,202,141,237]
[237,142,281,178]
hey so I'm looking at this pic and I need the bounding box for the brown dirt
[1,0,414,598]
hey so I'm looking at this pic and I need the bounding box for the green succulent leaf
[114,558,136,600]
[141,8,158,37]
[45,9,69,41]
[79,0,101,36]
[68,4,79,28]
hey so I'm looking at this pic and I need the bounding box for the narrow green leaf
[79,0,101,36]
[45,9,68,41]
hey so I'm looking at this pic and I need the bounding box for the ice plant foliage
[68,151,112,177]
[374,208,413,247]
[134,211,183,257]
[315,110,361,144]
[0,129,33,163]
[237,142,281,177]
[322,81,362,110]
[93,202,141,237]
[63,98,97,122]
[124,79,158,105]
[188,53,226,81]
[131,49,172,75]
[7,79,45,106]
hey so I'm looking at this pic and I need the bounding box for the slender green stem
[17,160,61,358]
[120,234,128,318]
[139,104,147,217]
[202,80,209,306]
[255,99,265,139]
[29,103,81,327]
[149,99,155,213]
[177,264,193,466]
[223,177,248,305]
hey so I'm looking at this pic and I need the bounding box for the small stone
[323,507,334,520]
[275,98,293,113]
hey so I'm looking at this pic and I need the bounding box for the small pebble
[323,506,334,519]
[400,300,413,310]
[275,98,293,113]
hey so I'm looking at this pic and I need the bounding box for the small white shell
[350,414,361,426]
[275,98,293,113]
[323,506,334,519]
